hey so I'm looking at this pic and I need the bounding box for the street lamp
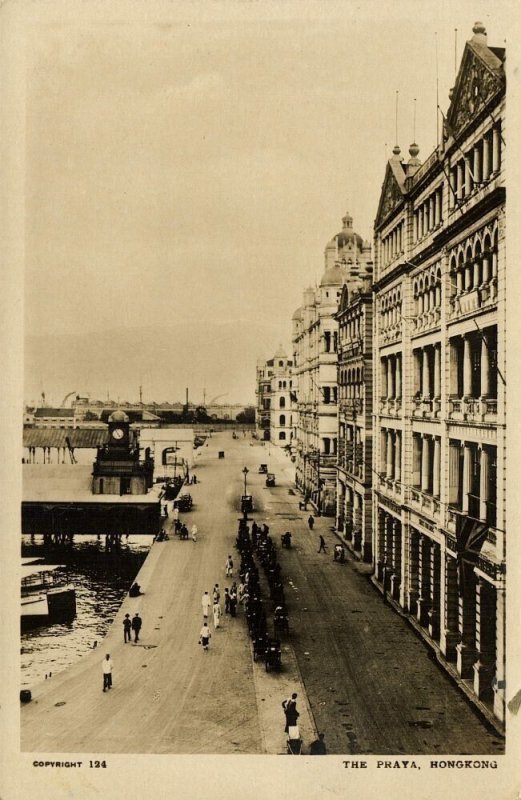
[242,466,249,496]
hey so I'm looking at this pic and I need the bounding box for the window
[279,397,286,408]
[279,431,286,441]
[279,414,286,426]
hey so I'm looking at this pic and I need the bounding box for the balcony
[340,339,363,359]
[340,398,364,418]
[378,475,401,500]
[409,488,441,519]
[447,279,498,321]
[412,396,441,420]
[380,323,401,345]
[413,307,441,334]
[448,396,498,423]
[379,397,402,417]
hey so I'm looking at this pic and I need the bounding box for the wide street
[21,431,503,755]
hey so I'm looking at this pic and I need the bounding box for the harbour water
[21,534,151,687]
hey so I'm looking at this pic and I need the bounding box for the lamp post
[242,466,249,496]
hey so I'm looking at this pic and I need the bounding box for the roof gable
[446,41,504,139]
[375,160,406,229]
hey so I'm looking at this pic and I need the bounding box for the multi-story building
[292,212,372,515]
[336,272,374,561]
[372,23,505,723]
[255,347,294,445]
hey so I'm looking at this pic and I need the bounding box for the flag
[454,512,488,595]
[290,391,298,403]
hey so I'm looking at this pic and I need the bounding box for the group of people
[101,611,144,693]
[282,692,327,755]
[173,520,198,541]
[199,578,240,651]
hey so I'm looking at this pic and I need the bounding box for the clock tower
[92,410,154,495]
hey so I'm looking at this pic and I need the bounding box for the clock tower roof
[109,409,129,423]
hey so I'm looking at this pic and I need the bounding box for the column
[457,570,478,679]
[376,508,386,580]
[463,336,472,396]
[435,189,441,224]
[428,543,441,641]
[479,447,490,522]
[394,432,401,482]
[440,556,460,660]
[407,531,420,615]
[464,156,472,194]
[388,356,395,398]
[481,254,490,284]
[353,493,362,551]
[473,143,481,184]
[482,135,490,180]
[464,260,472,290]
[473,579,497,701]
[422,349,430,397]
[492,126,500,173]
[391,520,401,600]
[456,269,463,293]
[434,345,441,398]
[386,430,394,478]
[421,436,431,493]
[480,333,490,396]
[462,444,472,513]
[433,438,441,498]
[395,355,402,399]
[456,162,463,199]
[473,259,481,288]
[448,442,460,504]
[417,535,431,626]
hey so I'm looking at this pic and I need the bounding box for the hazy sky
[23,1,509,403]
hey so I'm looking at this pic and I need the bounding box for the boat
[21,558,76,625]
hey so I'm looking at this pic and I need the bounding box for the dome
[109,409,129,423]
[320,264,347,287]
[292,306,302,321]
[334,210,364,249]
[273,344,288,360]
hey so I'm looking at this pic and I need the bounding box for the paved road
[21,432,503,755]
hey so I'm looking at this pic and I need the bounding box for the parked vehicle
[173,493,193,511]
[264,638,281,671]
[258,464,268,474]
[266,473,276,487]
[241,495,254,513]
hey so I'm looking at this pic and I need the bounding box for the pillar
[456,270,463,293]
[449,442,460,505]
[407,531,420,615]
[494,586,506,721]
[464,260,472,290]
[492,126,500,173]
[440,555,460,661]
[422,349,430,397]
[386,430,394,479]
[433,438,441,498]
[428,543,441,641]
[479,447,490,522]
[456,162,464,199]
[394,432,401,482]
[417,536,431,626]
[480,334,490,396]
[395,355,402,399]
[473,143,481,184]
[473,579,497,701]
[388,357,395,398]
[421,436,430,493]
[435,190,441,225]
[482,135,490,180]
[463,336,472,397]
[391,519,401,600]
[434,345,441,398]
[481,254,490,284]
[376,509,386,581]
[473,260,481,288]
[462,444,472,513]
[456,570,477,678]
[464,156,472,194]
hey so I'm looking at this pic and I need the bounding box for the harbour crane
[61,391,77,408]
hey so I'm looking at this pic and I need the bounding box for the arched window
[279,397,286,409]
[279,431,286,441]
[279,414,286,426]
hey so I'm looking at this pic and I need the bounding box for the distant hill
[24,319,290,406]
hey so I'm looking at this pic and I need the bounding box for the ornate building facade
[292,212,372,515]
[372,24,505,722]
[336,273,374,561]
[255,347,295,445]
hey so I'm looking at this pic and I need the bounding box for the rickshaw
[252,632,269,662]
[265,473,276,487]
[264,638,281,672]
[173,493,193,512]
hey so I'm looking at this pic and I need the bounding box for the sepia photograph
[1,0,520,797]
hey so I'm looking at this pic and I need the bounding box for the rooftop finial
[395,89,399,150]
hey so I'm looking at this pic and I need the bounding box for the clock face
[112,427,125,440]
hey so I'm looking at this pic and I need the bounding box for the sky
[23,0,510,405]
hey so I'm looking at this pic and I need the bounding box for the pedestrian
[191,524,198,542]
[229,592,237,618]
[317,535,327,553]
[213,602,221,629]
[282,693,299,733]
[173,506,179,524]
[131,612,142,643]
[180,523,188,540]
[202,591,211,618]
[224,588,230,614]
[199,622,211,651]
[238,582,245,603]
[308,515,315,530]
[309,733,327,755]
[225,555,234,577]
[213,584,221,607]
[123,613,132,643]
[102,654,113,692]
[231,580,238,598]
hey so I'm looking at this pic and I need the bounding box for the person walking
[191,524,198,542]
[224,588,231,614]
[229,590,237,618]
[213,584,221,608]
[317,535,327,553]
[212,601,221,629]
[225,555,234,577]
[123,613,132,643]
[282,693,299,733]
[199,622,211,652]
[202,591,211,619]
[308,514,315,530]
[173,506,179,525]
[131,612,142,643]
[102,654,113,692]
